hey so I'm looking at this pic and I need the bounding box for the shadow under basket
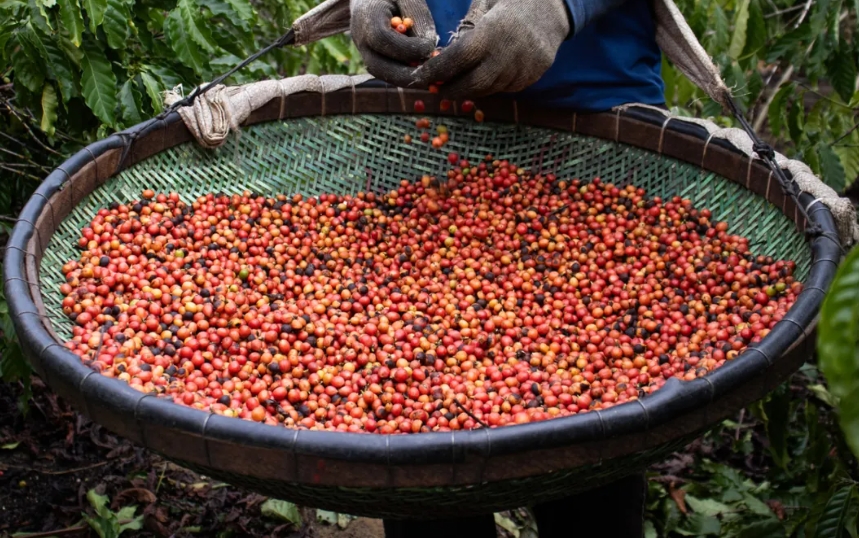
[4,87,841,519]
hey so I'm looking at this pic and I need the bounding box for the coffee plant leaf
[224,0,252,21]
[767,83,793,138]
[39,30,80,101]
[34,0,54,29]
[40,83,58,136]
[58,0,84,47]
[788,98,805,146]
[766,25,811,64]
[118,77,144,126]
[140,70,163,113]
[9,28,46,93]
[175,0,217,53]
[711,3,730,51]
[82,0,107,33]
[834,139,859,187]
[164,8,207,74]
[80,39,117,125]
[827,39,858,104]
[742,0,765,58]
[819,143,847,191]
[818,245,859,456]
[728,0,750,60]
[815,485,857,538]
[103,0,131,50]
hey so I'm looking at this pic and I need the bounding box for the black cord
[725,96,845,253]
[157,29,297,120]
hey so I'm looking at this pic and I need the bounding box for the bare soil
[0,377,389,538]
[0,374,779,538]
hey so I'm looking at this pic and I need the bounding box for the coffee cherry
[414,100,425,113]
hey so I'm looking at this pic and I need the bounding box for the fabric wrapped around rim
[162,0,857,247]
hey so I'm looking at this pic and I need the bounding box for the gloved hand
[350,0,439,87]
[412,0,572,98]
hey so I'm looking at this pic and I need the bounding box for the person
[349,0,666,110]
[348,1,663,536]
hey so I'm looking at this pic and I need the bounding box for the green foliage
[818,246,859,458]
[0,0,361,165]
[13,489,146,537]
[666,0,859,191]
[261,499,302,526]
[815,485,858,538]
[646,368,859,537]
[83,489,144,538]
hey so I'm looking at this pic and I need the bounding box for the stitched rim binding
[3,84,841,517]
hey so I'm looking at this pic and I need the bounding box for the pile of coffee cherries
[61,156,800,434]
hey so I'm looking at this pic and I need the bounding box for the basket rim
[3,83,841,482]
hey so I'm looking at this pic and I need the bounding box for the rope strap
[726,97,845,253]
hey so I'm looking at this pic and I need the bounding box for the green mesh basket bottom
[40,115,810,341]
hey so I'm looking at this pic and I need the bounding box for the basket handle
[291,0,351,47]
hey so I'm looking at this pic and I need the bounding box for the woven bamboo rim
[3,86,841,497]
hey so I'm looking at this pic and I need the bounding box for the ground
[0,375,775,538]
[0,378,515,537]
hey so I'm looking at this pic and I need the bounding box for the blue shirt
[425,0,665,112]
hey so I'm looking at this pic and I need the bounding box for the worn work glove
[350,0,439,87]
[412,0,572,98]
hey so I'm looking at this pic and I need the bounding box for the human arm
[412,0,632,98]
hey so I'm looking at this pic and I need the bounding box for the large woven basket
[4,83,841,519]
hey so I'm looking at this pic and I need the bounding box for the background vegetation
[1,0,858,535]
